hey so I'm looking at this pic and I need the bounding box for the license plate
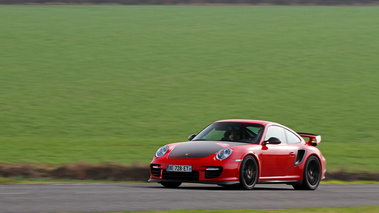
[167,165,192,172]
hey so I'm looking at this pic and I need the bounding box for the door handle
[289,152,295,157]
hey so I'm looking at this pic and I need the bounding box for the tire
[160,182,182,188]
[293,155,321,190]
[239,155,258,190]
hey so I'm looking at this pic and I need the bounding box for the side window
[264,126,287,144]
[285,129,301,144]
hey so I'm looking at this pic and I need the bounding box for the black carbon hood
[168,141,245,158]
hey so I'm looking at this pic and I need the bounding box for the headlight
[215,148,233,161]
[155,145,169,158]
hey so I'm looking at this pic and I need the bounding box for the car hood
[168,141,247,158]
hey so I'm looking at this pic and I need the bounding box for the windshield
[192,122,264,144]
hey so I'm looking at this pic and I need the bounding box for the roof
[215,119,278,126]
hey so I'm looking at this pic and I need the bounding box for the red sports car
[149,119,326,190]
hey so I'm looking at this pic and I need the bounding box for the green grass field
[1,6,379,171]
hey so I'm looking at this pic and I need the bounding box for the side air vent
[205,167,223,179]
[150,164,161,177]
[294,149,306,166]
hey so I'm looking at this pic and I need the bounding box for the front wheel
[239,155,258,190]
[160,182,182,188]
[293,155,321,190]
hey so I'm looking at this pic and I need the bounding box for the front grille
[205,167,223,179]
[150,164,161,177]
[162,170,199,181]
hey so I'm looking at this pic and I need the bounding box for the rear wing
[297,132,321,146]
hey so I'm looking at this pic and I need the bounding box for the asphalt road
[0,183,378,212]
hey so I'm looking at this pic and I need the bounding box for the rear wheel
[293,155,321,190]
[239,155,258,190]
[160,182,182,188]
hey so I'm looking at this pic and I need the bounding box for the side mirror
[188,134,197,141]
[263,137,281,145]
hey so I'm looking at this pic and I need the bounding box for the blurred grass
[1,6,379,171]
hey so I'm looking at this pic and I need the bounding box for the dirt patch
[0,163,150,181]
[0,163,378,182]
[326,169,379,181]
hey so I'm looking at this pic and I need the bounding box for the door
[260,125,297,177]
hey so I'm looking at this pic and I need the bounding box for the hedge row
[1,163,379,182]
[1,0,379,5]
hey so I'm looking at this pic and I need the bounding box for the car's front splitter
[148,178,240,185]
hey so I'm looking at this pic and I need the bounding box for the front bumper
[149,155,241,184]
